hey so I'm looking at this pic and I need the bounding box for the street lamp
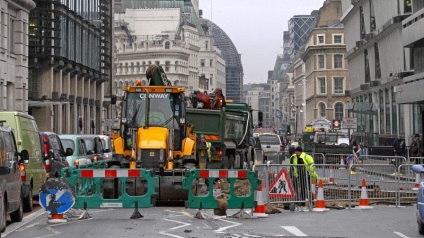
[294,103,305,140]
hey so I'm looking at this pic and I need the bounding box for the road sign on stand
[39,178,76,215]
[268,168,295,198]
[342,117,357,129]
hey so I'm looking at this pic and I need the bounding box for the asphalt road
[2,204,422,238]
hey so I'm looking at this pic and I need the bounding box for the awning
[349,102,378,115]
[28,101,69,107]
[396,79,424,104]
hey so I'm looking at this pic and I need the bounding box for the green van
[0,112,46,212]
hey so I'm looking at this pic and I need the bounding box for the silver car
[258,134,283,163]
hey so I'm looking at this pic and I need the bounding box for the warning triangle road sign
[269,168,295,198]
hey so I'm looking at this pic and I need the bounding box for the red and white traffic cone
[329,166,336,184]
[313,180,327,212]
[311,179,317,200]
[356,179,373,209]
[253,182,268,218]
[339,156,346,169]
[48,213,67,224]
[413,173,421,191]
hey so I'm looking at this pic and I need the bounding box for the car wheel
[419,220,424,235]
[0,198,6,232]
[10,192,23,222]
[23,188,33,212]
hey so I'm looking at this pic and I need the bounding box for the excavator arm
[190,88,226,109]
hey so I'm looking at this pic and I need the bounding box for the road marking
[33,226,61,238]
[4,209,45,237]
[214,218,242,233]
[281,226,307,236]
[158,217,192,238]
[394,231,410,238]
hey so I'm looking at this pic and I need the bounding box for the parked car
[0,111,46,212]
[98,135,113,160]
[258,133,284,163]
[39,132,70,178]
[58,135,92,167]
[0,120,30,231]
[79,135,107,162]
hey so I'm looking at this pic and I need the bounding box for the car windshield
[84,139,95,152]
[259,135,280,145]
[126,92,175,128]
[60,139,75,152]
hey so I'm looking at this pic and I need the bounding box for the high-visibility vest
[206,142,212,158]
[290,152,317,179]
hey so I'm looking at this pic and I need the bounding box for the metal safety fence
[253,154,424,209]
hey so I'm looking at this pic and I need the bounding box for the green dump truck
[186,103,258,169]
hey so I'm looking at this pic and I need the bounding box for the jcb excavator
[113,65,197,203]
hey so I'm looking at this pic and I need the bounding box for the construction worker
[196,134,216,168]
[290,146,318,208]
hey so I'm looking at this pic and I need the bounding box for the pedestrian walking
[393,135,406,156]
[289,146,318,208]
[410,134,423,163]
[392,135,406,175]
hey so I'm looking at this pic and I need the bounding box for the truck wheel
[221,156,229,169]
[234,154,241,169]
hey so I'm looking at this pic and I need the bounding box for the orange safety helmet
[135,79,142,86]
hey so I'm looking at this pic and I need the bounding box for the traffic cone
[48,213,67,224]
[339,156,346,169]
[311,179,317,200]
[356,179,373,209]
[253,182,268,218]
[313,180,327,212]
[329,166,336,184]
[413,173,421,191]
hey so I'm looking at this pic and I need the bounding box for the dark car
[79,135,107,162]
[0,120,30,230]
[39,132,70,178]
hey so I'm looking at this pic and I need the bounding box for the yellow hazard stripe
[205,135,219,140]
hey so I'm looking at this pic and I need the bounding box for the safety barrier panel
[62,166,158,210]
[182,169,258,211]
[310,153,325,164]
[254,154,419,210]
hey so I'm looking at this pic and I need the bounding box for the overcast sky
[199,0,326,84]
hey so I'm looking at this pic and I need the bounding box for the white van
[313,132,349,146]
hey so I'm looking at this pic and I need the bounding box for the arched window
[165,41,170,49]
[319,102,326,118]
[335,102,344,120]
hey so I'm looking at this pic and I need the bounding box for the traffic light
[258,111,263,127]
[286,125,291,136]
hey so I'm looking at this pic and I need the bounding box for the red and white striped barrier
[329,166,336,184]
[198,170,248,178]
[80,169,142,178]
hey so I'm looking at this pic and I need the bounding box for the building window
[9,18,14,53]
[165,61,170,72]
[319,102,326,118]
[334,77,344,94]
[318,77,326,94]
[200,59,205,67]
[210,74,213,85]
[210,59,213,67]
[155,61,160,66]
[318,55,325,69]
[317,35,325,45]
[165,41,170,49]
[205,41,209,50]
[333,35,342,44]
[334,54,343,69]
[335,102,344,120]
